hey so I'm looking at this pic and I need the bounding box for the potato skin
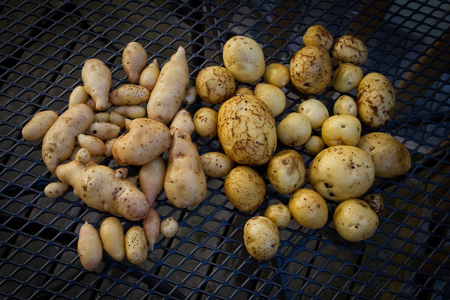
[289,188,328,229]
[267,149,306,195]
[217,94,277,166]
[244,216,279,261]
[196,66,235,104]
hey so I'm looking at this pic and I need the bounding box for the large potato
[357,132,411,178]
[309,146,375,201]
[223,36,265,83]
[290,45,332,94]
[217,94,277,166]
[244,216,279,261]
[267,149,306,195]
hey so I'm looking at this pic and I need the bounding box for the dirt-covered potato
[309,145,375,201]
[254,83,286,117]
[357,132,411,178]
[267,149,306,195]
[218,94,277,166]
[357,72,396,128]
[321,115,362,147]
[160,217,179,239]
[332,62,363,93]
[277,112,312,147]
[196,66,236,104]
[223,36,265,83]
[264,203,291,228]
[200,152,234,178]
[193,107,218,138]
[333,95,358,117]
[244,216,280,261]
[263,63,290,88]
[289,188,328,229]
[224,166,266,212]
[290,45,332,94]
[303,25,333,51]
[333,199,379,242]
[332,35,368,66]
[298,98,329,129]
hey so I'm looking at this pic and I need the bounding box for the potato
[193,107,218,138]
[218,94,277,166]
[298,98,329,129]
[333,199,379,242]
[264,203,291,228]
[22,110,58,141]
[112,118,171,166]
[235,86,253,96]
[114,105,146,119]
[289,188,328,229]
[195,66,235,104]
[304,136,325,156]
[104,138,116,157]
[303,25,333,51]
[290,45,332,94]
[332,62,363,93]
[44,181,69,199]
[223,36,265,83]
[139,58,159,91]
[139,156,166,207]
[357,132,411,178]
[109,111,125,129]
[143,208,160,251]
[160,217,179,239]
[147,46,189,125]
[55,148,149,221]
[42,104,94,173]
[109,84,150,106]
[244,216,279,261]
[170,108,195,136]
[332,35,368,66]
[333,95,357,117]
[77,133,106,157]
[125,226,148,266]
[69,86,89,108]
[94,112,110,123]
[82,58,111,111]
[224,166,265,212]
[321,115,362,147]
[267,149,306,195]
[183,86,197,107]
[263,63,290,88]
[363,193,384,216]
[308,145,375,201]
[78,222,103,271]
[277,112,311,148]
[356,72,396,128]
[122,41,147,84]
[254,83,286,117]
[200,151,234,178]
[100,217,125,262]
[164,129,207,208]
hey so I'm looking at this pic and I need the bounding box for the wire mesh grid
[0,0,449,299]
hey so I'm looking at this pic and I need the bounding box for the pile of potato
[22,24,412,268]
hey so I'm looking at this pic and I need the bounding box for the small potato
[332,35,368,66]
[200,152,234,178]
[289,188,328,229]
[244,216,279,261]
[264,203,291,228]
[122,41,147,84]
[94,112,110,123]
[254,83,286,117]
[224,166,266,212]
[196,66,235,104]
[357,132,411,178]
[234,86,253,96]
[143,208,160,251]
[125,226,148,266]
[193,107,218,138]
[44,181,69,198]
[69,86,89,108]
[89,122,121,140]
[333,95,358,117]
[109,84,150,106]
[78,222,103,272]
[263,63,290,88]
[303,25,333,51]
[170,108,195,135]
[160,217,179,239]
[304,136,325,156]
[109,111,125,129]
[184,86,197,107]
[321,115,362,147]
[267,149,306,195]
[298,98,329,129]
[77,134,106,157]
[22,110,58,141]
[277,112,312,147]
[104,138,116,157]
[100,217,125,262]
[223,36,265,83]
[139,157,166,207]
[114,105,147,119]
[139,59,160,91]
[86,98,112,112]
[333,199,379,242]
[332,62,363,93]
[82,58,112,111]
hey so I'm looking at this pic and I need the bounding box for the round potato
[264,203,291,228]
[224,166,266,212]
[254,83,286,117]
[333,199,379,242]
[218,94,277,166]
[304,135,325,156]
[321,115,362,147]
[263,63,290,88]
[196,66,236,104]
[193,107,218,138]
[303,25,333,50]
[290,45,332,94]
[267,149,306,195]
[223,36,265,83]
[289,188,328,229]
[332,35,368,66]
[200,151,234,178]
[298,98,329,129]
[235,86,253,96]
[357,132,411,178]
[333,95,358,117]
[277,112,311,148]
[308,145,375,201]
[332,62,363,93]
[244,216,279,261]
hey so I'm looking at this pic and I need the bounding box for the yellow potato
[196,66,235,104]
[160,217,179,239]
[332,35,368,66]
[200,151,234,178]
[139,58,159,91]
[44,181,69,199]
[77,133,106,157]
[289,188,328,229]
[303,25,333,50]
[77,222,103,272]
[100,217,125,262]
[22,110,58,141]
[193,107,218,138]
[267,149,306,195]
[332,62,363,93]
[89,122,121,141]
[304,135,325,156]
[263,63,290,88]
[109,84,150,106]
[254,83,286,117]
[125,226,148,266]
[298,98,329,129]
[277,112,311,147]
[333,95,358,117]
[264,203,291,228]
[244,216,279,261]
[321,115,362,147]
[68,86,88,108]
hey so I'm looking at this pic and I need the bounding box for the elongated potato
[100,217,125,261]
[164,129,207,208]
[42,104,94,173]
[139,156,166,207]
[123,42,147,84]
[69,86,89,108]
[78,222,103,272]
[22,110,58,141]
[125,226,148,266]
[89,122,121,141]
[139,59,160,91]
[109,84,150,106]
[113,105,147,119]
[44,181,69,198]
[147,46,189,125]
[82,58,111,111]
[77,134,106,157]
[143,208,160,251]
[170,108,195,135]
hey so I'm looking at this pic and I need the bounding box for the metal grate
[1,0,449,299]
